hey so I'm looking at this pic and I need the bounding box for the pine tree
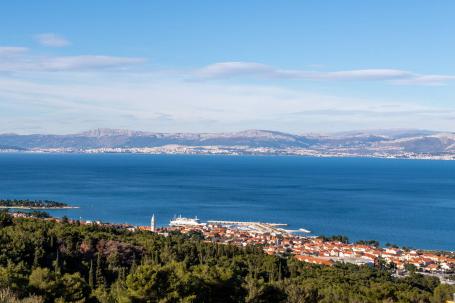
[54,249,61,274]
[50,235,55,249]
[95,253,105,288]
[130,253,137,274]
[33,248,40,268]
[88,259,95,289]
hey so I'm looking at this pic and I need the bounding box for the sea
[0,153,454,251]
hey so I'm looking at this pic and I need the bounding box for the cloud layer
[1,71,454,134]
[195,62,455,85]
[1,36,455,134]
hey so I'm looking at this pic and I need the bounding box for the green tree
[247,284,286,303]
[88,259,94,289]
[432,284,455,303]
[28,267,58,301]
[96,253,106,288]
[0,262,28,295]
[0,210,13,228]
[59,272,89,303]
[126,263,171,302]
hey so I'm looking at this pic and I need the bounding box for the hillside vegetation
[0,211,454,303]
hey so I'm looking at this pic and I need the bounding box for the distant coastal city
[1,128,455,160]
[6,145,454,161]
[7,204,455,285]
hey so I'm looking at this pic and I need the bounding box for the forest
[0,210,454,303]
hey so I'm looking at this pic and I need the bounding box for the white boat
[169,215,205,227]
[299,228,311,233]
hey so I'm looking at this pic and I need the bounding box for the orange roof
[295,255,334,266]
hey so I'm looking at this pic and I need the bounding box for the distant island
[1,128,455,160]
[0,199,78,209]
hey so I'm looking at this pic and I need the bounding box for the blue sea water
[0,153,454,251]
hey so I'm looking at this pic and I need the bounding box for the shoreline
[0,150,454,161]
[9,208,455,255]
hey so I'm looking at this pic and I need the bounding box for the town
[9,211,455,285]
[156,216,455,282]
[145,215,455,284]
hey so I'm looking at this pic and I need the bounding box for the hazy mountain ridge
[1,128,454,156]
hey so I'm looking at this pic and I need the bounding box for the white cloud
[0,46,29,56]
[0,47,146,72]
[35,33,70,47]
[2,47,453,85]
[195,62,274,78]
[393,74,455,86]
[37,55,146,71]
[195,62,455,85]
[321,69,412,80]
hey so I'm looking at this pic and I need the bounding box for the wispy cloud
[196,62,274,78]
[195,61,455,85]
[35,55,146,71]
[35,33,70,47]
[0,46,146,72]
[0,46,29,56]
[2,46,453,85]
[288,108,455,118]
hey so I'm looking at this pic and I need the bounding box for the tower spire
[151,214,156,232]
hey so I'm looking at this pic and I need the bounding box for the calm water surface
[0,153,454,250]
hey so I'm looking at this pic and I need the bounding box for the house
[295,255,334,266]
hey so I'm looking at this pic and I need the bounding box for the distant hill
[1,128,454,157]
[0,129,314,149]
[0,144,25,151]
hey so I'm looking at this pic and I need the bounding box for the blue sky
[1,1,455,134]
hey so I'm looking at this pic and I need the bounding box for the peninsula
[0,199,78,209]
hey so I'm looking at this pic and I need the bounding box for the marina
[168,217,309,236]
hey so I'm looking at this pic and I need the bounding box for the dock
[207,220,290,234]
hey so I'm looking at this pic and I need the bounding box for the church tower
[151,214,156,232]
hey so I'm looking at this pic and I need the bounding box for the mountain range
[1,128,455,158]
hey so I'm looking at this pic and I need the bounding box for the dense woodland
[0,211,454,303]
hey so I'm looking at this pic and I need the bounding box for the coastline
[0,149,454,161]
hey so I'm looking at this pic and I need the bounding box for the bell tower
[151,214,156,232]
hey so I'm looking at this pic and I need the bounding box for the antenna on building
[151,214,156,232]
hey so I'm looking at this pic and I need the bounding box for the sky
[1,1,455,134]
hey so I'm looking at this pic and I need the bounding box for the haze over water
[1,153,454,251]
